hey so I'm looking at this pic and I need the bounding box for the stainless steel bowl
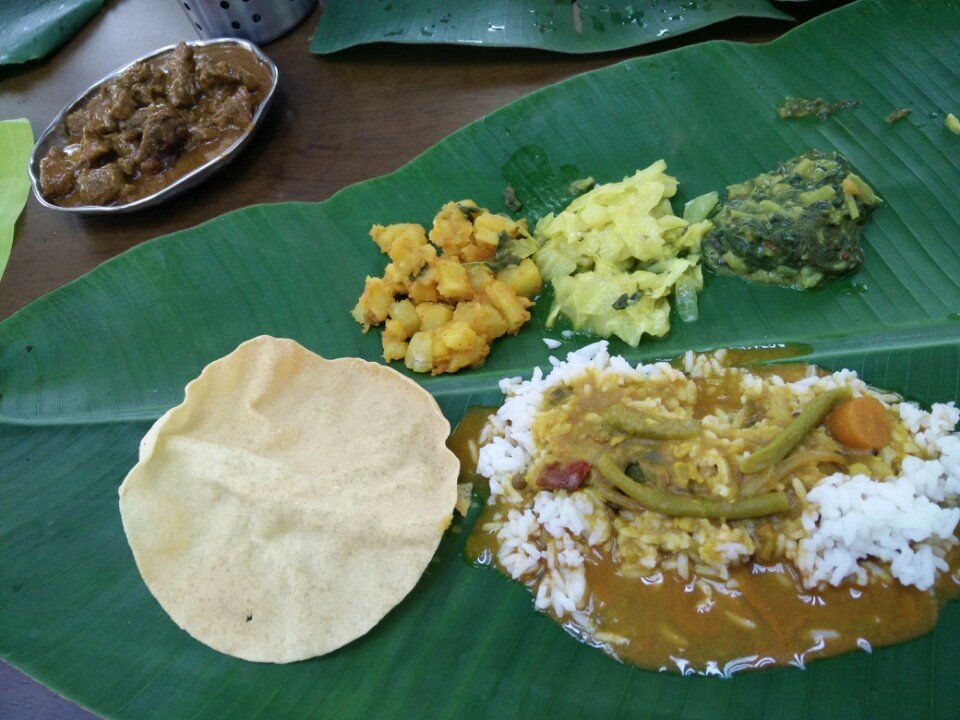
[179,0,318,45]
[28,38,279,215]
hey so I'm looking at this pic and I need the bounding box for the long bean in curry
[589,472,648,513]
[602,406,701,440]
[597,455,789,520]
[738,388,851,475]
[741,450,846,497]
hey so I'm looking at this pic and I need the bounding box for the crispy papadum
[119,336,458,663]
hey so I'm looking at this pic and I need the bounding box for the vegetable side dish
[465,343,959,673]
[352,150,880,363]
[38,42,273,207]
[533,161,712,346]
[702,150,880,289]
[352,201,542,375]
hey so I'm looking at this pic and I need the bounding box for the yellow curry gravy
[451,351,960,675]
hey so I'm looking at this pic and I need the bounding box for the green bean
[589,476,648,514]
[602,406,701,440]
[597,455,788,519]
[738,388,851,475]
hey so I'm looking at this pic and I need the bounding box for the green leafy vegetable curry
[702,150,880,289]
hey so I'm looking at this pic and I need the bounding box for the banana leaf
[3,1,960,718]
[0,119,33,283]
[0,0,104,65]
[310,0,792,55]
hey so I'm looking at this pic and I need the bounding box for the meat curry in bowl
[29,39,277,213]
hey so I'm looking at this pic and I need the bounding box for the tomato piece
[536,461,591,491]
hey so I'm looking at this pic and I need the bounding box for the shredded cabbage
[533,160,710,346]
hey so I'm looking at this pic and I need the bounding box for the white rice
[542,338,562,349]
[798,403,960,590]
[492,490,610,617]
[477,340,960,620]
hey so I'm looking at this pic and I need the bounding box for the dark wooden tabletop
[0,0,848,717]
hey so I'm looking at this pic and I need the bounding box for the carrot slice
[826,396,892,451]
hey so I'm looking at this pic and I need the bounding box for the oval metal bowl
[28,38,279,215]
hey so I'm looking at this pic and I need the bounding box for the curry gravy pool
[450,349,960,675]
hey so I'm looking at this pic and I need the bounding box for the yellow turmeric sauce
[450,352,960,675]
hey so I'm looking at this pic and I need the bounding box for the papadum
[119,336,459,663]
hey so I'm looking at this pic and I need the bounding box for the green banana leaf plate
[0,119,33,283]
[0,0,104,65]
[311,0,792,55]
[3,1,960,718]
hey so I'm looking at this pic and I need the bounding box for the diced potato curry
[352,201,542,375]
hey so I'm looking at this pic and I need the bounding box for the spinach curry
[702,150,880,289]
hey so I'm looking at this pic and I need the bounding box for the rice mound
[476,341,960,625]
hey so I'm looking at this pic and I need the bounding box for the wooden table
[0,0,848,716]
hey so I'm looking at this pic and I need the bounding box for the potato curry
[353,200,541,375]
